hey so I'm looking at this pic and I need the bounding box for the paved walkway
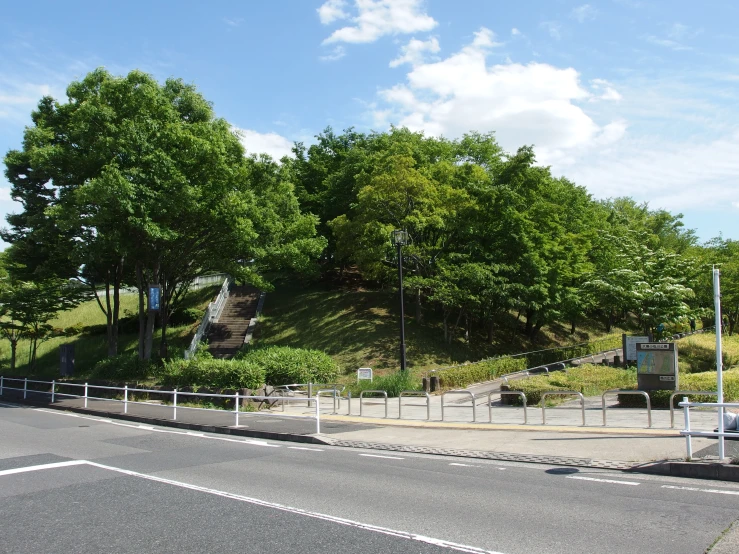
[2,387,736,467]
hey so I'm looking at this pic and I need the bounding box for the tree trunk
[136,262,146,360]
[525,309,536,337]
[105,272,114,357]
[108,260,122,357]
[10,339,17,372]
[570,320,576,335]
[442,310,449,342]
[415,287,423,323]
[487,320,494,343]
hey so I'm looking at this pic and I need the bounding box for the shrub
[169,307,205,327]
[161,358,265,390]
[234,345,339,386]
[64,323,85,336]
[91,354,153,381]
[618,369,739,408]
[504,375,571,405]
[350,370,421,397]
[436,357,526,390]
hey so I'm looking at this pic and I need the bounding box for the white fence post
[234,391,239,427]
[683,396,692,460]
[51,380,55,403]
[124,385,128,414]
[84,383,88,408]
[173,389,178,420]
[23,377,27,399]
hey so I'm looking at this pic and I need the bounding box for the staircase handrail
[184,276,231,359]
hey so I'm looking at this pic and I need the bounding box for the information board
[357,367,373,382]
[636,342,678,390]
[148,285,161,312]
[623,334,650,362]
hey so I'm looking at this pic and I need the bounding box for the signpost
[357,367,373,382]
[148,285,161,312]
[636,342,678,391]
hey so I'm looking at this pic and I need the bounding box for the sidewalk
[2,387,736,470]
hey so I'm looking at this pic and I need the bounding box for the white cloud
[0,78,55,121]
[373,27,622,164]
[390,37,440,67]
[321,0,437,44]
[223,17,243,27]
[666,23,689,40]
[591,78,622,101]
[541,21,562,40]
[646,35,692,51]
[571,4,597,23]
[235,129,294,160]
[511,28,521,37]
[320,45,347,61]
[733,201,739,209]
[318,0,349,25]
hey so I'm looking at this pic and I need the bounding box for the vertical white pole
[714,268,725,459]
[1,375,4,396]
[173,389,178,420]
[683,396,692,459]
[124,385,128,414]
[315,394,320,434]
[51,380,55,403]
[84,383,88,408]
[234,391,239,427]
[23,377,27,399]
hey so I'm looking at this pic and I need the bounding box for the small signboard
[357,367,373,382]
[636,342,678,391]
[623,334,651,363]
[148,285,161,312]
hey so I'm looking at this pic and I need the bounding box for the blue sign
[149,285,161,311]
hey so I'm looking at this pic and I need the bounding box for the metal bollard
[24,377,27,399]
[84,383,88,408]
[1,375,4,396]
[347,391,352,416]
[124,385,128,414]
[173,389,178,420]
[51,380,55,403]
[234,391,239,427]
[682,396,692,460]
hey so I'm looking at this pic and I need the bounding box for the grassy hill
[253,278,628,377]
[0,285,220,378]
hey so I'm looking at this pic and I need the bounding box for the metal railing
[601,389,651,428]
[440,391,476,422]
[679,399,739,459]
[315,389,340,415]
[487,391,527,424]
[185,276,231,359]
[669,390,718,428]
[398,391,431,421]
[359,390,388,418]
[0,376,320,430]
[541,391,585,426]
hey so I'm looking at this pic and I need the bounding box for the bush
[618,369,739,409]
[91,354,153,381]
[64,323,85,336]
[234,345,339,386]
[350,371,421,397]
[504,375,571,405]
[161,357,265,390]
[436,357,526,390]
[169,307,204,327]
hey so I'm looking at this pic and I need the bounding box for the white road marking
[566,475,641,486]
[662,485,739,496]
[78,460,503,553]
[137,425,155,430]
[243,440,280,448]
[0,460,87,476]
[187,432,205,437]
[359,454,405,460]
[288,446,324,452]
[450,463,480,468]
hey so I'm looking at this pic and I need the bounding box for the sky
[1,0,738,243]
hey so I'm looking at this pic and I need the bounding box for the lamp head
[391,229,409,246]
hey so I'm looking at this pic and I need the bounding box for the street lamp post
[391,230,409,372]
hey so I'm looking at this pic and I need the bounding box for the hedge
[161,358,265,390]
[436,356,526,390]
[234,345,339,386]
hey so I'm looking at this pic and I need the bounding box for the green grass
[0,286,220,378]
[254,279,629,385]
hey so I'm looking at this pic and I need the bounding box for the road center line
[566,475,641,486]
[662,485,739,496]
[359,454,405,460]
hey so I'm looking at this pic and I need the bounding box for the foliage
[349,370,421,397]
[437,357,527,390]
[618,369,739,409]
[161,357,265,390]
[234,345,340,386]
[90,354,153,381]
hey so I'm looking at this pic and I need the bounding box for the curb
[628,461,739,483]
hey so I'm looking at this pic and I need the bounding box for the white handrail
[185,276,231,359]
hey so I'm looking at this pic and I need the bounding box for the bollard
[430,375,439,392]
[683,396,692,460]
[173,388,178,420]
[234,391,239,427]
[124,385,128,413]
[51,380,55,403]
[422,377,430,393]
[0,375,3,396]
[347,391,352,416]
[614,355,621,367]
[84,382,88,408]
[24,377,27,399]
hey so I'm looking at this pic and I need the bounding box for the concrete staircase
[206,286,261,359]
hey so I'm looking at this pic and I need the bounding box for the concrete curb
[628,461,739,483]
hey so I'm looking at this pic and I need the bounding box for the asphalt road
[1,401,738,554]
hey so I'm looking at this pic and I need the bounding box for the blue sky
[1,0,738,243]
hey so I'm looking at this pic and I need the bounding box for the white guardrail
[185,276,231,359]
[679,399,739,459]
[0,376,325,433]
